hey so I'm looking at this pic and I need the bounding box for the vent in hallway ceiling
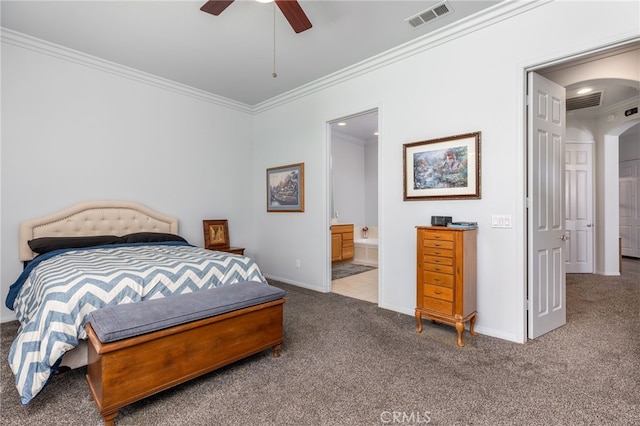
[406,1,452,28]
[566,91,603,111]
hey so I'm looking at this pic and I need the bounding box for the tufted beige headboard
[19,201,179,261]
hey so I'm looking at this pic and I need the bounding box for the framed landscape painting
[267,163,305,212]
[403,132,481,200]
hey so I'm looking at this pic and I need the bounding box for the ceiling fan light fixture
[201,0,311,33]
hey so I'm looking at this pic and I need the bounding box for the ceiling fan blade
[275,0,312,34]
[200,0,234,16]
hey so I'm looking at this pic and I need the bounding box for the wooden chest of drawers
[415,226,478,347]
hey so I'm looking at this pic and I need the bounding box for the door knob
[586,223,593,227]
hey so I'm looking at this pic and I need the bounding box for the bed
[6,201,269,405]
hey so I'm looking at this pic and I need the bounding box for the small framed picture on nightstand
[203,220,230,250]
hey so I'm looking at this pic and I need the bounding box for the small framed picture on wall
[203,219,230,249]
[266,162,305,212]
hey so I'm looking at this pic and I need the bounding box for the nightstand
[215,247,245,255]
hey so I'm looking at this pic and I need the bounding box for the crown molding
[0,28,254,114]
[2,1,548,116]
[252,0,550,113]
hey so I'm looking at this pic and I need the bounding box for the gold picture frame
[203,219,230,249]
[403,132,481,200]
[266,162,305,212]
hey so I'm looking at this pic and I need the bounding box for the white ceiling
[331,110,379,142]
[2,1,637,141]
[0,0,501,106]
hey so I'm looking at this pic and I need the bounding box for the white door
[528,72,567,339]
[565,143,594,273]
[620,159,640,258]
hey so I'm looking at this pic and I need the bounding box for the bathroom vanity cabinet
[331,224,354,263]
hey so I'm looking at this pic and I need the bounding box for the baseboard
[1,314,18,324]
[262,274,327,293]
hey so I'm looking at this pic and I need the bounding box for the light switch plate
[491,214,512,228]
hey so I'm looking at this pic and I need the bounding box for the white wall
[331,130,378,231]
[330,132,366,226]
[620,124,640,161]
[364,139,378,227]
[1,40,255,321]
[251,0,640,343]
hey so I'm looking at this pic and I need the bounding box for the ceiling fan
[200,0,313,34]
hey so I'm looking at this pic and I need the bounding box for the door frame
[325,106,381,297]
[520,37,639,341]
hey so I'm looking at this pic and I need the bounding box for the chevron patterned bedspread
[7,242,267,404]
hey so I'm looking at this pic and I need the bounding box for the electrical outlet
[295,259,301,268]
[491,214,512,228]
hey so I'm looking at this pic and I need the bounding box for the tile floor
[331,268,378,303]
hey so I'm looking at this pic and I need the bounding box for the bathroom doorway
[328,109,379,303]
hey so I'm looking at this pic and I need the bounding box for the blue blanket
[7,242,267,404]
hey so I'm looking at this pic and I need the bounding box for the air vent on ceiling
[566,91,603,111]
[406,1,452,28]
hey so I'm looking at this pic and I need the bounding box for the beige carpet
[1,269,638,425]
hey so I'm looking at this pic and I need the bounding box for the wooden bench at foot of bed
[85,282,285,426]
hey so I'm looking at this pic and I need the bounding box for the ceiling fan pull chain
[272,2,277,78]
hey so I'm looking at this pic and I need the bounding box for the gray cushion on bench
[87,281,284,343]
